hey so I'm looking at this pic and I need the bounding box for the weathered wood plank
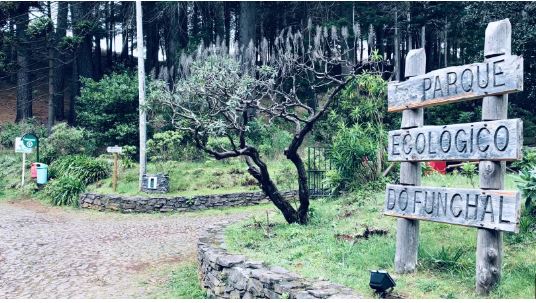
[387,119,523,162]
[387,54,523,112]
[477,18,512,295]
[384,184,521,233]
[395,48,425,274]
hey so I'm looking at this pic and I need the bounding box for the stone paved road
[0,199,252,299]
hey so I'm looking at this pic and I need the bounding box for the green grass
[152,262,206,299]
[225,173,536,299]
[87,156,297,197]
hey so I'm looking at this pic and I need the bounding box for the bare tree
[149,24,387,224]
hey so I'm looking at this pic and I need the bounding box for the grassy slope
[87,157,297,197]
[225,173,536,299]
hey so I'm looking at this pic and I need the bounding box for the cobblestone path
[0,199,251,298]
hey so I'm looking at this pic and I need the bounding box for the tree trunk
[286,151,310,224]
[121,1,130,62]
[47,1,55,134]
[15,2,32,122]
[72,1,94,79]
[239,2,256,49]
[106,1,113,68]
[394,11,400,81]
[93,3,102,80]
[53,1,68,121]
[245,151,299,224]
[143,1,159,77]
[224,2,232,49]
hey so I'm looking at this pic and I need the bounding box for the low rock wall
[79,191,296,213]
[197,222,361,299]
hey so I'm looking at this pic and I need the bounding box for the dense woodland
[1,1,536,139]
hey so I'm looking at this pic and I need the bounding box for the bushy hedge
[77,72,139,147]
[44,175,86,206]
[49,155,110,184]
[41,123,97,163]
[45,155,110,206]
[0,118,47,149]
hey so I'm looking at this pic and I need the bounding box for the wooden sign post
[395,48,425,274]
[476,19,512,295]
[384,19,523,295]
[107,146,122,192]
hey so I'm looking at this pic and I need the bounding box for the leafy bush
[49,155,110,184]
[247,119,293,158]
[0,118,47,148]
[147,130,185,162]
[460,162,477,188]
[44,175,86,206]
[511,148,536,172]
[518,167,536,209]
[40,123,96,163]
[329,124,383,192]
[77,72,139,147]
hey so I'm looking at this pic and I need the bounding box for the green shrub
[44,175,86,206]
[0,118,47,149]
[512,147,536,172]
[329,124,383,192]
[40,123,97,163]
[247,119,293,158]
[49,155,110,184]
[77,72,139,147]
[147,130,185,162]
[460,162,477,188]
[518,167,536,209]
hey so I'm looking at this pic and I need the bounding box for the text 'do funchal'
[384,185,521,233]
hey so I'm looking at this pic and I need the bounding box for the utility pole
[136,0,146,190]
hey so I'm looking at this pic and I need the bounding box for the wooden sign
[387,54,523,112]
[388,119,523,162]
[106,146,123,154]
[384,184,521,233]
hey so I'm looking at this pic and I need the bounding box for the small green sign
[22,133,38,149]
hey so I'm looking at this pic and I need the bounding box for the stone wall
[79,191,296,213]
[141,173,170,194]
[197,222,362,299]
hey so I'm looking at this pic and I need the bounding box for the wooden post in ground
[476,18,511,295]
[394,48,425,273]
[113,152,118,192]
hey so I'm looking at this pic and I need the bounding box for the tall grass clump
[49,155,110,184]
[44,175,86,206]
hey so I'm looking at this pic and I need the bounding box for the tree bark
[53,1,68,121]
[15,2,32,122]
[245,151,300,224]
[72,1,94,79]
[239,2,256,49]
[47,1,55,134]
[143,1,159,77]
[223,2,232,49]
[121,1,130,62]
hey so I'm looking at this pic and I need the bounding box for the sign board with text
[384,184,521,232]
[387,119,523,162]
[387,55,523,112]
[15,137,32,153]
[106,146,123,154]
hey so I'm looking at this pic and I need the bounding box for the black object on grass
[369,270,396,294]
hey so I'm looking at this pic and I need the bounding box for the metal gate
[306,147,333,197]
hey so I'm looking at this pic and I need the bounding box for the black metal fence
[306,146,333,197]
